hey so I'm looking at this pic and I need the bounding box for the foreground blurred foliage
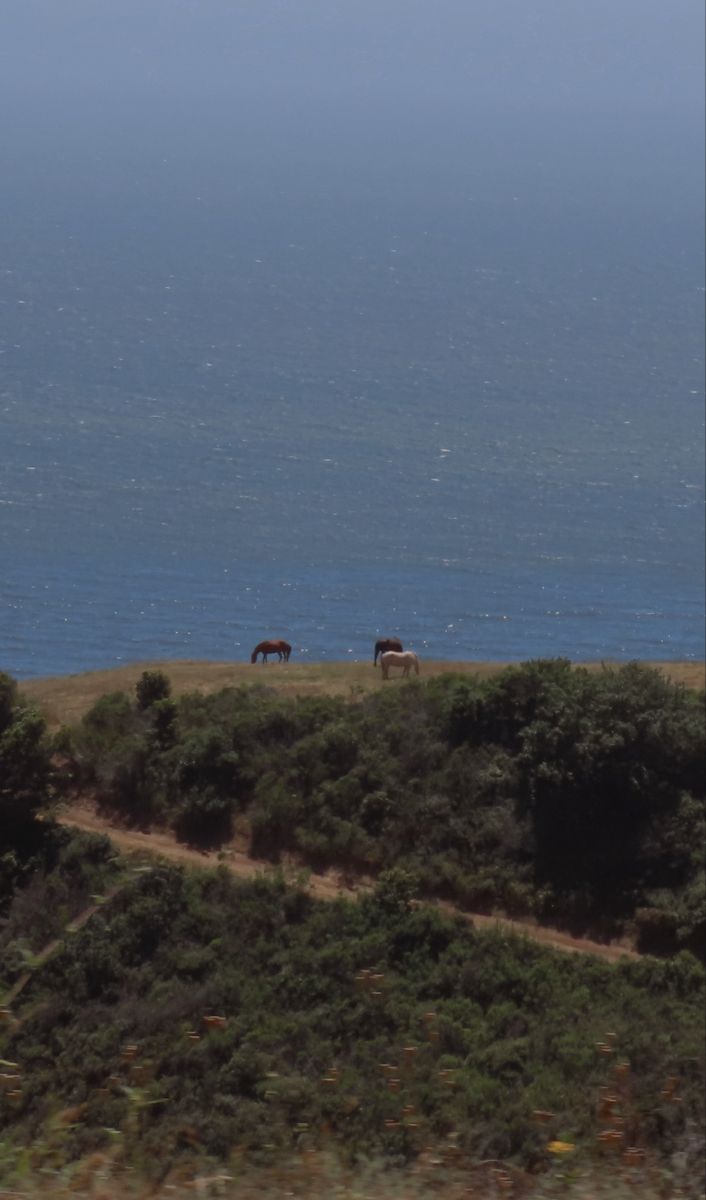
[58,660,705,953]
[0,842,704,1192]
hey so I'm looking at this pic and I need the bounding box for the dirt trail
[57,802,640,964]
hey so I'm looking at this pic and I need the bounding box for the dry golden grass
[19,658,705,729]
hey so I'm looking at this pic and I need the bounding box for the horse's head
[250,649,258,663]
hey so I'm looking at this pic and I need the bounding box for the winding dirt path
[57,802,640,964]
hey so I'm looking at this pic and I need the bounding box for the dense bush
[135,669,172,711]
[0,671,55,908]
[63,662,705,951]
[0,672,51,834]
[0,854,703,1188]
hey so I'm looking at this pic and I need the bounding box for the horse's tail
[282,642,292,661]
[414,654,420,675]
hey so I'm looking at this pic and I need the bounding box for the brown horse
[251,639,292,663]
[374,637,403,665]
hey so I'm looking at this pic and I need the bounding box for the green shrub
[0,674,51,850]
[136,670,172,710]
[174,786,233,846]
[150,697,178,749]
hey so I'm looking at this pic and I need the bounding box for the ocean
[1,103,704,678]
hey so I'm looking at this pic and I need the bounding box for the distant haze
[2,1,704,110]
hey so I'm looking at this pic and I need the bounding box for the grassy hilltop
[20,656,706,730]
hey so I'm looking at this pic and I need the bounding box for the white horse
[380,650,420,679]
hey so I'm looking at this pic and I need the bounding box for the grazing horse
[251,639,292,663]
[374,637,403,665]
[380,650,420,680]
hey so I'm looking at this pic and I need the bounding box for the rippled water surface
[1,102,704,677]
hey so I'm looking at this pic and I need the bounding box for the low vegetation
[0,660,704,1195]
[0,836,704,1194]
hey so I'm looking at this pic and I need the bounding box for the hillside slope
[21,657,704,959]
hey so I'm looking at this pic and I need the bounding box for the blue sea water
[1,100,704,677]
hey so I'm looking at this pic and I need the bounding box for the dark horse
[251,639,292,663]
[374,637,403,665]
